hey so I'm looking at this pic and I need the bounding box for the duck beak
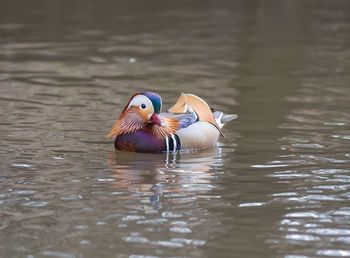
[150,113,165,127]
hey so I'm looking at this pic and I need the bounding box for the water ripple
[317,249,350,256]
[41,251,75,258]
[285,234,320,241]
[21,201,48,207]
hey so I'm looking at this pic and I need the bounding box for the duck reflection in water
[107,148,224,209]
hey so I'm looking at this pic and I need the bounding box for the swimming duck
[107,92,237,153]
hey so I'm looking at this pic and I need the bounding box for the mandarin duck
[107,92,237,153]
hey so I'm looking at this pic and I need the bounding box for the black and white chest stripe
[164,134,181,152]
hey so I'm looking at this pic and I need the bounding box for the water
[1,0,350,257]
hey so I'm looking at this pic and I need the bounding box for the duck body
[108,92,237,153]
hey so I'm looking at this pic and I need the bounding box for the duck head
[107,92,179,138]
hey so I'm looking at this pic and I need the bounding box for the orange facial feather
[107,107,145,138]
[107,107,180,139]
[149,117,180,138]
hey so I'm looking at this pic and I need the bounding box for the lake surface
[1,0,350,257]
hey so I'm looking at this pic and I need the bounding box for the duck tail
[213,111,237,129]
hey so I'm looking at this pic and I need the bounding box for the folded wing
[168,93,229,136]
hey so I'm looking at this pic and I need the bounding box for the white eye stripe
[128,95,154,113]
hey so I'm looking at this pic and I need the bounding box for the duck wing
[168,93,225,136]
[161,112,198,129]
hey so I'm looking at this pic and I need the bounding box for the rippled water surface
[1,1,350,257]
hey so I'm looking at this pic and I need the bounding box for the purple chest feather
[115,131,180,153]
[115,131,165,153]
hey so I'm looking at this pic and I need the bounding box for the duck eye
[140,103,147,109]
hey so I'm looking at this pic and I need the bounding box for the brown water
[1,1,350,257]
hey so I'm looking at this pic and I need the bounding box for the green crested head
[141,92,162,114]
